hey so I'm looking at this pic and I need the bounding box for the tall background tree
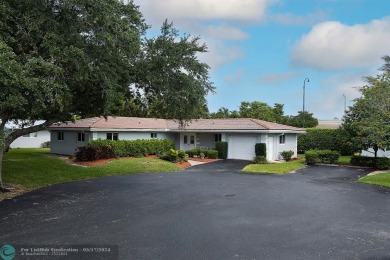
[209,101,318,128]
[342,56,390,157]
[0,0,214,190]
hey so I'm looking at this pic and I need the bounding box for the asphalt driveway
[1,160,390,259]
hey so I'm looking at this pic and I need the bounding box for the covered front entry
[180,133,197,151]
[227,134,258,160]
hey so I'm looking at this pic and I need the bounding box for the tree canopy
[209,101,318,128]
[0,0,214,189]
[342,56,390,157]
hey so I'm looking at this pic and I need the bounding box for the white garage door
[228,135,258,160]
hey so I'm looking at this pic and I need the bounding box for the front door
[181,133,196,151]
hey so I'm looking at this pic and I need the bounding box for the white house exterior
[2,120,51,149]
[49,117,305,161]
[362,149,390,158]
[9,130,51,148]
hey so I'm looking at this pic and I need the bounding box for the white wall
[51,131,177,155]
[267,134,298,161]
[10,130,50,148]
[362,148,390,158]
[51,131,89,155]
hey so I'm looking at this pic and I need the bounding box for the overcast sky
[132,0,390,119]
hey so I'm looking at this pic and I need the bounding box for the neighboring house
[317,120,343,129]
[2,120,51,149]
[48,117,305,161]
[362,149,390,158]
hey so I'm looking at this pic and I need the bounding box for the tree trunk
[373,144,378,158]
[0,145,4,190]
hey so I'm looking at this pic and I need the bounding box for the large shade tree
[342,56,390,157]
[0,0,214,190]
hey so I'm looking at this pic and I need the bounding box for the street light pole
[302,78,310,128]
[342,94,346,112]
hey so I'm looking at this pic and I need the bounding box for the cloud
[224,69,246,83]
[271,10,328,26]
[202,25,248,41]
[260,71,299,84]
[291,17,390,70]
[136,0,277,25]
[197,39,245,70]
[308,73,366,119]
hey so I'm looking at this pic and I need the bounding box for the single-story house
[362,149,390,158]
[48,117,305,161]
[1,120,51,149]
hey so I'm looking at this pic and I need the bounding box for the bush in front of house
[215,142,228,159]
[255,143,266,157]
[350,155,390,170]
[254,155,267,164]
[88,139,174,157]
[75,145,115,161]
[161,149,188,163]
[206,150,218,159]
[280,150,294,161]
[304,150,340,165]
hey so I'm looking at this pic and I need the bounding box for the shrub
[304,150,340,165]
[350,155,390,170]
[199,152,205,159]
[298,128,357,155]
[375,157,390,170]
[42,141,51,148]
[280,150,294,161]
[350,155,376,167]
[177,150,188,162]
[255,143,267,157]
[254,156,267,164]
[88,139,174,157]
[207,150,218,159]
[75,145,115,161]
[304,150,318,165]
[215,142,228,159]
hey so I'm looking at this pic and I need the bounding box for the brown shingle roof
[49,117,304,132]
[50,117,169,129]
[167,118,303,131]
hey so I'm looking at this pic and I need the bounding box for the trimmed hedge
[304,150,340,165]
[88,139,174,157]
[186,148,219,159]
[215,142,228,159]
[298,128,357,155]
[254,155,267,164]
[350,155,390,170]
[255,143,266,157]
[75,145,115,161]
[207,150,218,159]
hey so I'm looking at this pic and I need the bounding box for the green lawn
[242,159,306,174]
[358,172,390,188]
[1,148,181,200]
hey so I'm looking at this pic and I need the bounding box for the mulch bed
[71,156,217,168]
[187,157,219,163]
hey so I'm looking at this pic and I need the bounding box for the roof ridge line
[249,118,270,130]
[90,116,104,129]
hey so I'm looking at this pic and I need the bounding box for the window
[77,132,85,142]
[106,133,118,140]
[214,134,222,142]
[184,135,188,144]
[279,135,285,144]
[190,135,195,144]
[151,133,157,139]
[57,132,64,141]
